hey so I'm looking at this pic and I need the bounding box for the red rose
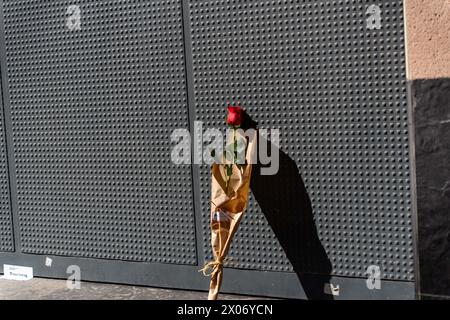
[227,106,243,127]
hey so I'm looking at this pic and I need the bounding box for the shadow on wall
[242,112,333,300]
[412,78,450,298]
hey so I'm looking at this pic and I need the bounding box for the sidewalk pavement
[0,277,272,300]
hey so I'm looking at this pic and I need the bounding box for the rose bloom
[227,106,243,127]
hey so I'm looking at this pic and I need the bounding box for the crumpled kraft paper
[201,130,257,300]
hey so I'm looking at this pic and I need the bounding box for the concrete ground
[0,277,269,300]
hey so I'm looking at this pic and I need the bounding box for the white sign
[2,264,33,281]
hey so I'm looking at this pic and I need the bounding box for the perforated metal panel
[0,0,416,298]
[3,0,197,264]
[190,0,414,281]
[0,88,13,252]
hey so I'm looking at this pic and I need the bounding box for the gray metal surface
[2,0,197,264]
[0,251,415,299]
[0,71,13,252]
[190,0,415,281]
[0,0,416,299]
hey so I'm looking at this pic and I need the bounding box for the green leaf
[227,165,233,177]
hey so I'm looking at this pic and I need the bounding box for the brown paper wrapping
[201,130,256,300]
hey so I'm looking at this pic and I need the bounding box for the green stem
[225,128,237,194]
[225,165,230,194]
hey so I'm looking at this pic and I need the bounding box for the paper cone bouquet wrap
[200,105,257,300]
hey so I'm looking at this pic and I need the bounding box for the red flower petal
[227,106,243,127]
